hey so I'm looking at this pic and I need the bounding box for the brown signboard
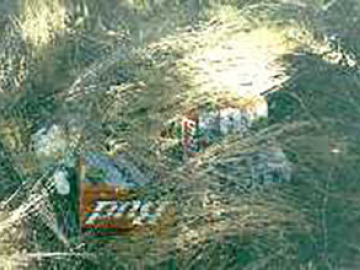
[78,152,175,235]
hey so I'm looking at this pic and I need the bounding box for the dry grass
[18,0,68,49]
[0,0,359,269]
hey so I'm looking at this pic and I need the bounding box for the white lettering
[83,200,170,226]
[85,201,117,225]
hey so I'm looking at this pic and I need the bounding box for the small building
[161,95,268,158]
[250,146,292,186]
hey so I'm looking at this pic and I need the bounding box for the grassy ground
[0,0,360,269]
